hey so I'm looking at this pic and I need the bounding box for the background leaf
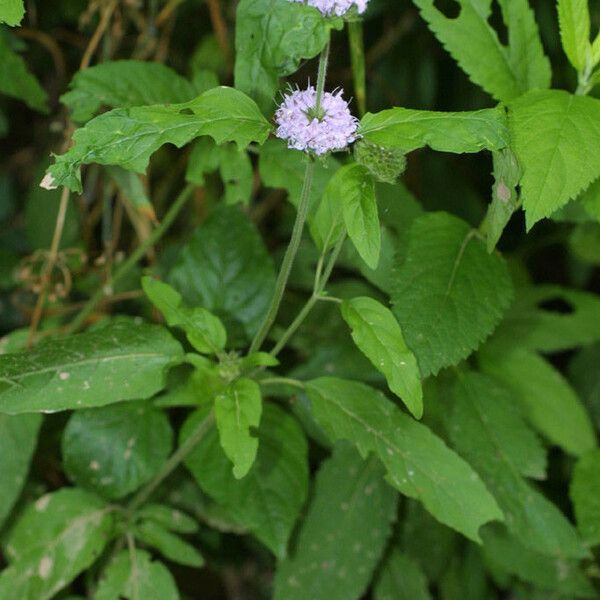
[274,444,398,600]
[0,321,183,414]
[391,212,513,376]
[306,377,504,542]
[570,448,600,547]
[374,550,432,600]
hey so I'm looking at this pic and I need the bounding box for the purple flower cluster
[288,0,369,17]
[275,86,359,155]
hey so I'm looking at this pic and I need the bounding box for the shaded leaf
[374,550,432,600]
[570,448,600,547]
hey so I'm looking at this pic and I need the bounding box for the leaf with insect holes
[0,321,183,414]
[0,489,114,600]
[306,377,504,542]
[45,87,271,192]
[341,297,422,418]
[274,444,398,600]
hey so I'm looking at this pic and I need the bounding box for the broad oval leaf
[182,403,309,558]
[341,296,422,418]
[509,90,600,229]
[391,212,513,376]
[169,205,275,343]
[62,400,173,500]
[45,86,272,192]
[0,321,183,414]
[274,444,398,600]
[306,377,504,542]
[0,489,114,600]
[360,105,509,153]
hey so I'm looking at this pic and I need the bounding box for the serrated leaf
[274,444,397,600]
[95,550,179,600]
[306,377,504,542]
[479,347,596,456]
[182,403,309,557]
[570,448,600,547]
[137,504,198,535]
[46,87,271,192]
[481,526,595,597]
[558,0,591,71]
[374,550,432,600]
[169,205,275,342]
[450,372,588,560]
[0,0,24,26]
[134,520,204,568]
[62,400,173,500]
[0,489,114,600]
[508,90,600,229]
[0,33,48,112]
[234,0,334,112]
[391,212,513,376]
[0,321,182,414]
[360,105,509,153]
[214,378,262,479]
[411,0,550,101]
[341,296,422,418]
[61,60,199,123]
[0,414,42,528]
[142,276,226,354]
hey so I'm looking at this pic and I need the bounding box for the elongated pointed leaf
[570,448,600,547]
[558,0,591,71]
[0,321,183,414]
[306,377,503,542]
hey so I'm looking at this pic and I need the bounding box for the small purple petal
[275,86,359,155]
[288,0,369,17]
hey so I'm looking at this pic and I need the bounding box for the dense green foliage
[1,0,600,598]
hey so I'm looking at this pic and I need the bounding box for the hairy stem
[65,183,195,334]
[348,20,366,116]
[248,38,331,353]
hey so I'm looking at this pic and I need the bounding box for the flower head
[275,86,359,155]
[288,0,369,17]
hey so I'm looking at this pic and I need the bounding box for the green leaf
[0,33,48,112]
[410,0,550,101]
[360,105,509,153]
[134,520,204,568]
[391,212,513,376]
[234,0,334,112]
[61,60,199,123]
[341,296,422,418]
[136,504,198,535]
[107,166,154,220]
[95,550,179,600]
[169,205,275,342]
[374,550,432,600]
[487,285,600,352]
[480,148,522,252]
[45,87,272,193]
[306,377,504,542]
[0,321,183,414]
[142,276,227,354]
[508,90,600,229]
[274,444,398,600]
[335,164,380,269]
[0,0,24,26]
[182,403,309,557]
[481,526,595,597]
[479,347,596,456]
[0,489,114,600]
[558,0,591,71]
[0,414,41,528]
[570,448,600,547]
[62,400,173,500]
[450,372,588,560]
[214,378,262,479]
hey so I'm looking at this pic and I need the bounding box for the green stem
[128,413,214,512]
[347,20,366,116]
[64,182,195,334]
[249,38,331,354]
[270,233,345,357]
[260,377,306,390]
